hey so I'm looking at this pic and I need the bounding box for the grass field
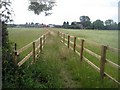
[8,28,48,49]
[8,28,119,88]
[53,28,118,48]
[8,28,118,49]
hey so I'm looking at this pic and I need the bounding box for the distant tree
[71,21,76,25]
[28,0,56,16]
[93,19,104,30]
[80,16,90,22]
[105,19,117,30]
[67,21,69,25]
[35,23,39,25]
[105,19,114,26]
[79,16,91,29]
[111,22,118,30]
[69,21,83,29]
[63,21,66,28]
[31,22,34,25]
[26,22,28,25]
[63,21,66,25]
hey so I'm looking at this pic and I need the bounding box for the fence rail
[14,31,50,67]
[58,31,120,85]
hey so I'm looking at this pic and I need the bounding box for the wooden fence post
[49,31,50,36]
[100,45,107,79]
[63,34,65,42]
[33,42,36,63]
[40,37,42,52]
[42,35,44,45]
[14,43,17,66]
[68,35,70,48]
[62,33,64,42]
[60,32,62,37]
[44,35,46,44]
[58,31,59,36]
[80,39,84,61]
[74,37,76,52]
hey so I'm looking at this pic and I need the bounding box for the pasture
[8,28,118,49]
[8,28,48,49]
[8,28,119,88]
[53,28,118,48]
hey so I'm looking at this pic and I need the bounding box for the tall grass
[8,28,48,49]
[54,28,118,48]
[8,28,119,88]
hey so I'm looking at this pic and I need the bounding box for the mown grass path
[30,31,118,88]
[37,31,80,88]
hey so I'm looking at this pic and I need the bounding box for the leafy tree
[63,21,66,25]
[93,19,104,30]
[105,19,117,30]
[0,0,22,88]
[105,19,114,26]
[63,21,69,28]
[110,22,118,30]
[71,22,76,25]
[80,16,90,22]
[79,16,91,29]
[28,0,56,16]
[67,21,69,25]
[0,0,14,23]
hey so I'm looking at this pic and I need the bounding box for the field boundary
[13,31,50,67]
[58,31,120,85]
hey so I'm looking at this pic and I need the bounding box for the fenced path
[14,30,119,87]
[38,31,79,87]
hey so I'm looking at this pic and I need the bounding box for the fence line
[14,31,50,67]
[58,31,120,85]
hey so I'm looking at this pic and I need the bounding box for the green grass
[23,31,118,88]
[8,28,48,62]
[8,28,119,88]
[54,28,118,48]
[54,28,119,84]
[8,28,48,49]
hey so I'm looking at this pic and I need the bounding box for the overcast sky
[12,0,119,25]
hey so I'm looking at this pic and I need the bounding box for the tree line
[63,16,119,30]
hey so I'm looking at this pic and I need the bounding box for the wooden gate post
[80,39,84,61]
[68,35,70,48]
[74,37,76,52]
[100,45,107,79]
[33,42,36,63]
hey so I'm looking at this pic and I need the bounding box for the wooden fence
[14,31,50,67]
[58,31,120,85]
